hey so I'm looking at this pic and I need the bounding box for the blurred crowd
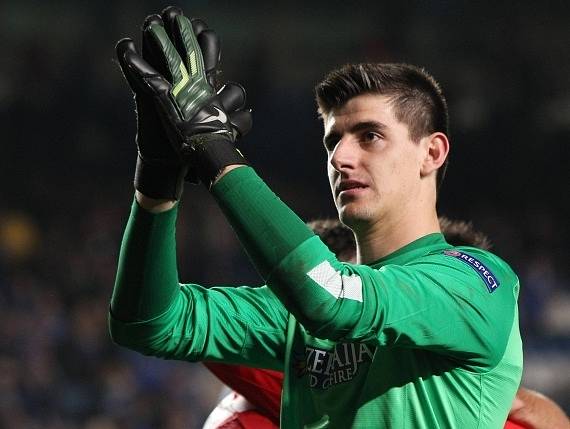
[1,0,569,427]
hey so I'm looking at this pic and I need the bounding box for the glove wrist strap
[134,154,187,200]
[191,135,249,188]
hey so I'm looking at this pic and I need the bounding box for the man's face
[323,94,426,230]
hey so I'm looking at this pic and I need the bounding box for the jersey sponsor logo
[443,250,500,293]
[294,343,375,390]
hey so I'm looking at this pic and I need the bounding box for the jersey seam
[109,285,185,326]
[476,373,483,429]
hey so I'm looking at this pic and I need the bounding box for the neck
[353,205,440,264]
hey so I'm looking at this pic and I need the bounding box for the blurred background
[1,0,569,427]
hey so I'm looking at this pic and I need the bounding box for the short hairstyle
[315,63,450,187]
[438,216,492,250]
[309,216,491,262]
[307,218,356,262]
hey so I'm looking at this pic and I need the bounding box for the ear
[420,132,449,178]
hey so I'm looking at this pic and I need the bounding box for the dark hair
[438,216,492,250]
[308,216,491,262]
[315,63,450,187]
[307,218,356,262]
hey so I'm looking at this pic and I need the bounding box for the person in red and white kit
[202,219,352,429]
[202,217,570,429]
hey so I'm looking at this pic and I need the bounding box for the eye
[362,131,382,143]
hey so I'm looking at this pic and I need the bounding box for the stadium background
[0,0,568,427]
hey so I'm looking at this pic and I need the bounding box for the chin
[338,204,373,229]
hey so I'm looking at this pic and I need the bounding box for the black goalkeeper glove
[116,6,252,194]
[116,8,213,199]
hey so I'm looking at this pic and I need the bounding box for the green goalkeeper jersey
[110,167,522,428]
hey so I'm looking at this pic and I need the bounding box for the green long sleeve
[212,166,316,279]
[110,199,180,322]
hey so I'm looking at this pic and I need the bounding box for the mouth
[336,180,368,198]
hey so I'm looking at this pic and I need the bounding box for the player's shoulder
[417,245,519,294]
[452,246,517,280]
[421,244,514,273]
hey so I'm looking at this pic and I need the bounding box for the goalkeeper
[110,7,523,428]
[203,218,569,429]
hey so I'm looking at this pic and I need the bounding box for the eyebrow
[323,120,388,148]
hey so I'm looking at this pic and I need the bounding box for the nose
[330,137,356,173]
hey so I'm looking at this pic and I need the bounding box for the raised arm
[110,4,249,323]
[109,7,285,370]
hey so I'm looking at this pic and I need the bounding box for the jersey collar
[368,233,449,268]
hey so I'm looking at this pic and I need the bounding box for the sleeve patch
[307,261,363,302]
[443,250,500,293]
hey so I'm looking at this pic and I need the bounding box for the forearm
[211,166,360,337]
[110,198,180,322]
[509,387,570,429]
[211,166,316,278]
